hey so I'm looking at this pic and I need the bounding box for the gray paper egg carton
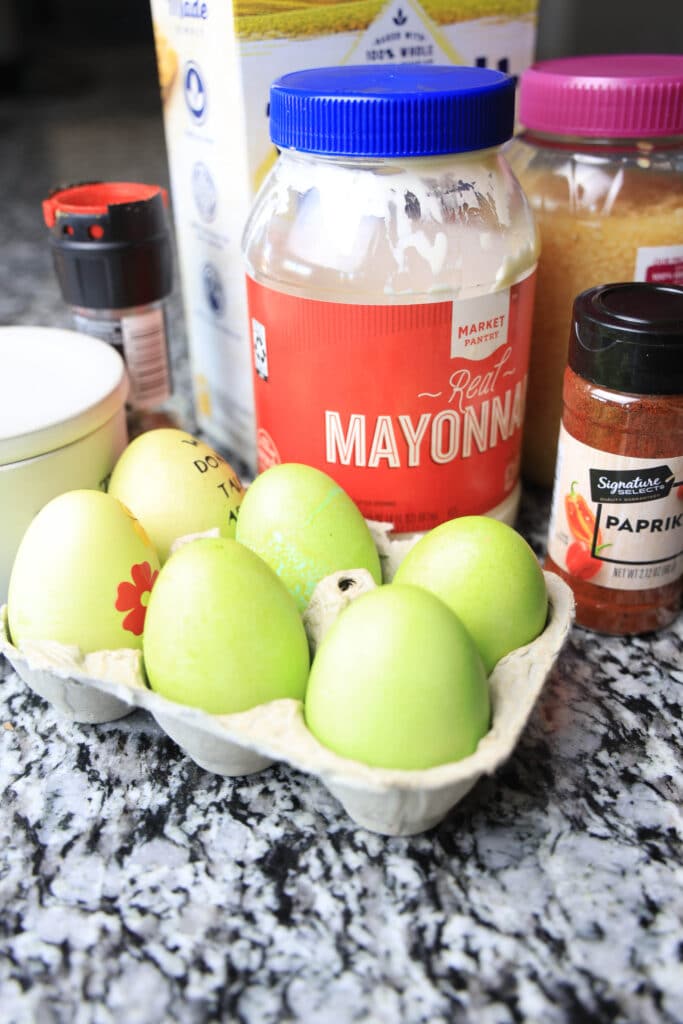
[0,525,573,835]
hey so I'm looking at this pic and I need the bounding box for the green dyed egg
[235,463,381,611]
[395,515,548,673]
[143,537,310,714]
[305,584,490,770]
[8,489,160,652]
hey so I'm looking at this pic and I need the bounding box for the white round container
[0,326,129,602]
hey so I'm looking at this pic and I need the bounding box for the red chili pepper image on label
[565,541,602,580]
[565,480,602,546]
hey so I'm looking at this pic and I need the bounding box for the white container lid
[0,326,129,466]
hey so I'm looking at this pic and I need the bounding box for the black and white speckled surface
[1,44,682,1024]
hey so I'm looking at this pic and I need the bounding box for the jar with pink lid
[507,54,683,488]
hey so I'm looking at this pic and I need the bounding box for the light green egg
[235,463,382,612]
[394,515,548,673]
[108,427,245,562]
[143,537,310,714]
[305,584,490,771]
[8,489,160,652]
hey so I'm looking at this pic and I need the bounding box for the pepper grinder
[43,181,177,433]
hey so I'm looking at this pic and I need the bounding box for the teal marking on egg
[235,464,381,611]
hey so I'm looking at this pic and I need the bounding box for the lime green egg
[395,515,548,673]
[235,463,382,611]
[305,583,490,770]
[8,489,160,652]
[143,537,310,714]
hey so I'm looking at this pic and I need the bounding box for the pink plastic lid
[519,54,683,138]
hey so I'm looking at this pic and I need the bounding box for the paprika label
[246,273,536,533]
[548,425,683,590]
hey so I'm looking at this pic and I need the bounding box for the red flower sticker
[115,562,159,636]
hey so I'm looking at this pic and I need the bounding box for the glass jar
[242,65,538,535]
[545,283,683,635]
[507,54,683,488]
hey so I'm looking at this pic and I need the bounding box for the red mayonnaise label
[246,273,536,533]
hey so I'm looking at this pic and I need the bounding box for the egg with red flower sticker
[8,489,160,653]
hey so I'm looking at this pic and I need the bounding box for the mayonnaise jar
[242,65,538,534]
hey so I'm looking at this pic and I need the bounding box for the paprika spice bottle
[546,283,683,634]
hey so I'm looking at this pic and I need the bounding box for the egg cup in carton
[0,524,574,836]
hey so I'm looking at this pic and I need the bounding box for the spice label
[547,426,683,590]
[73,310,172,409]
[634,244,683,287]
[246,274,535,533]
[121,308,172,408]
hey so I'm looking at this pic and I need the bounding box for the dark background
[0,0,679,330]
[1,0,682,86]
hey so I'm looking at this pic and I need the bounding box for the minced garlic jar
[508,54,683,488]
[242,65,538,535]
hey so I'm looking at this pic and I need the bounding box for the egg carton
[0,524,574,835]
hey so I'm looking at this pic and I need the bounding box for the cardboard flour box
[149,0,538,470]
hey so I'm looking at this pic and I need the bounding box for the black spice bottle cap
[43,182,173,310]
[569,283,683,396]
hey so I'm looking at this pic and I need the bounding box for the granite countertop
[1,46,682,1024]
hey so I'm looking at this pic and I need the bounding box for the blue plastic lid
[269,65,515,157]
